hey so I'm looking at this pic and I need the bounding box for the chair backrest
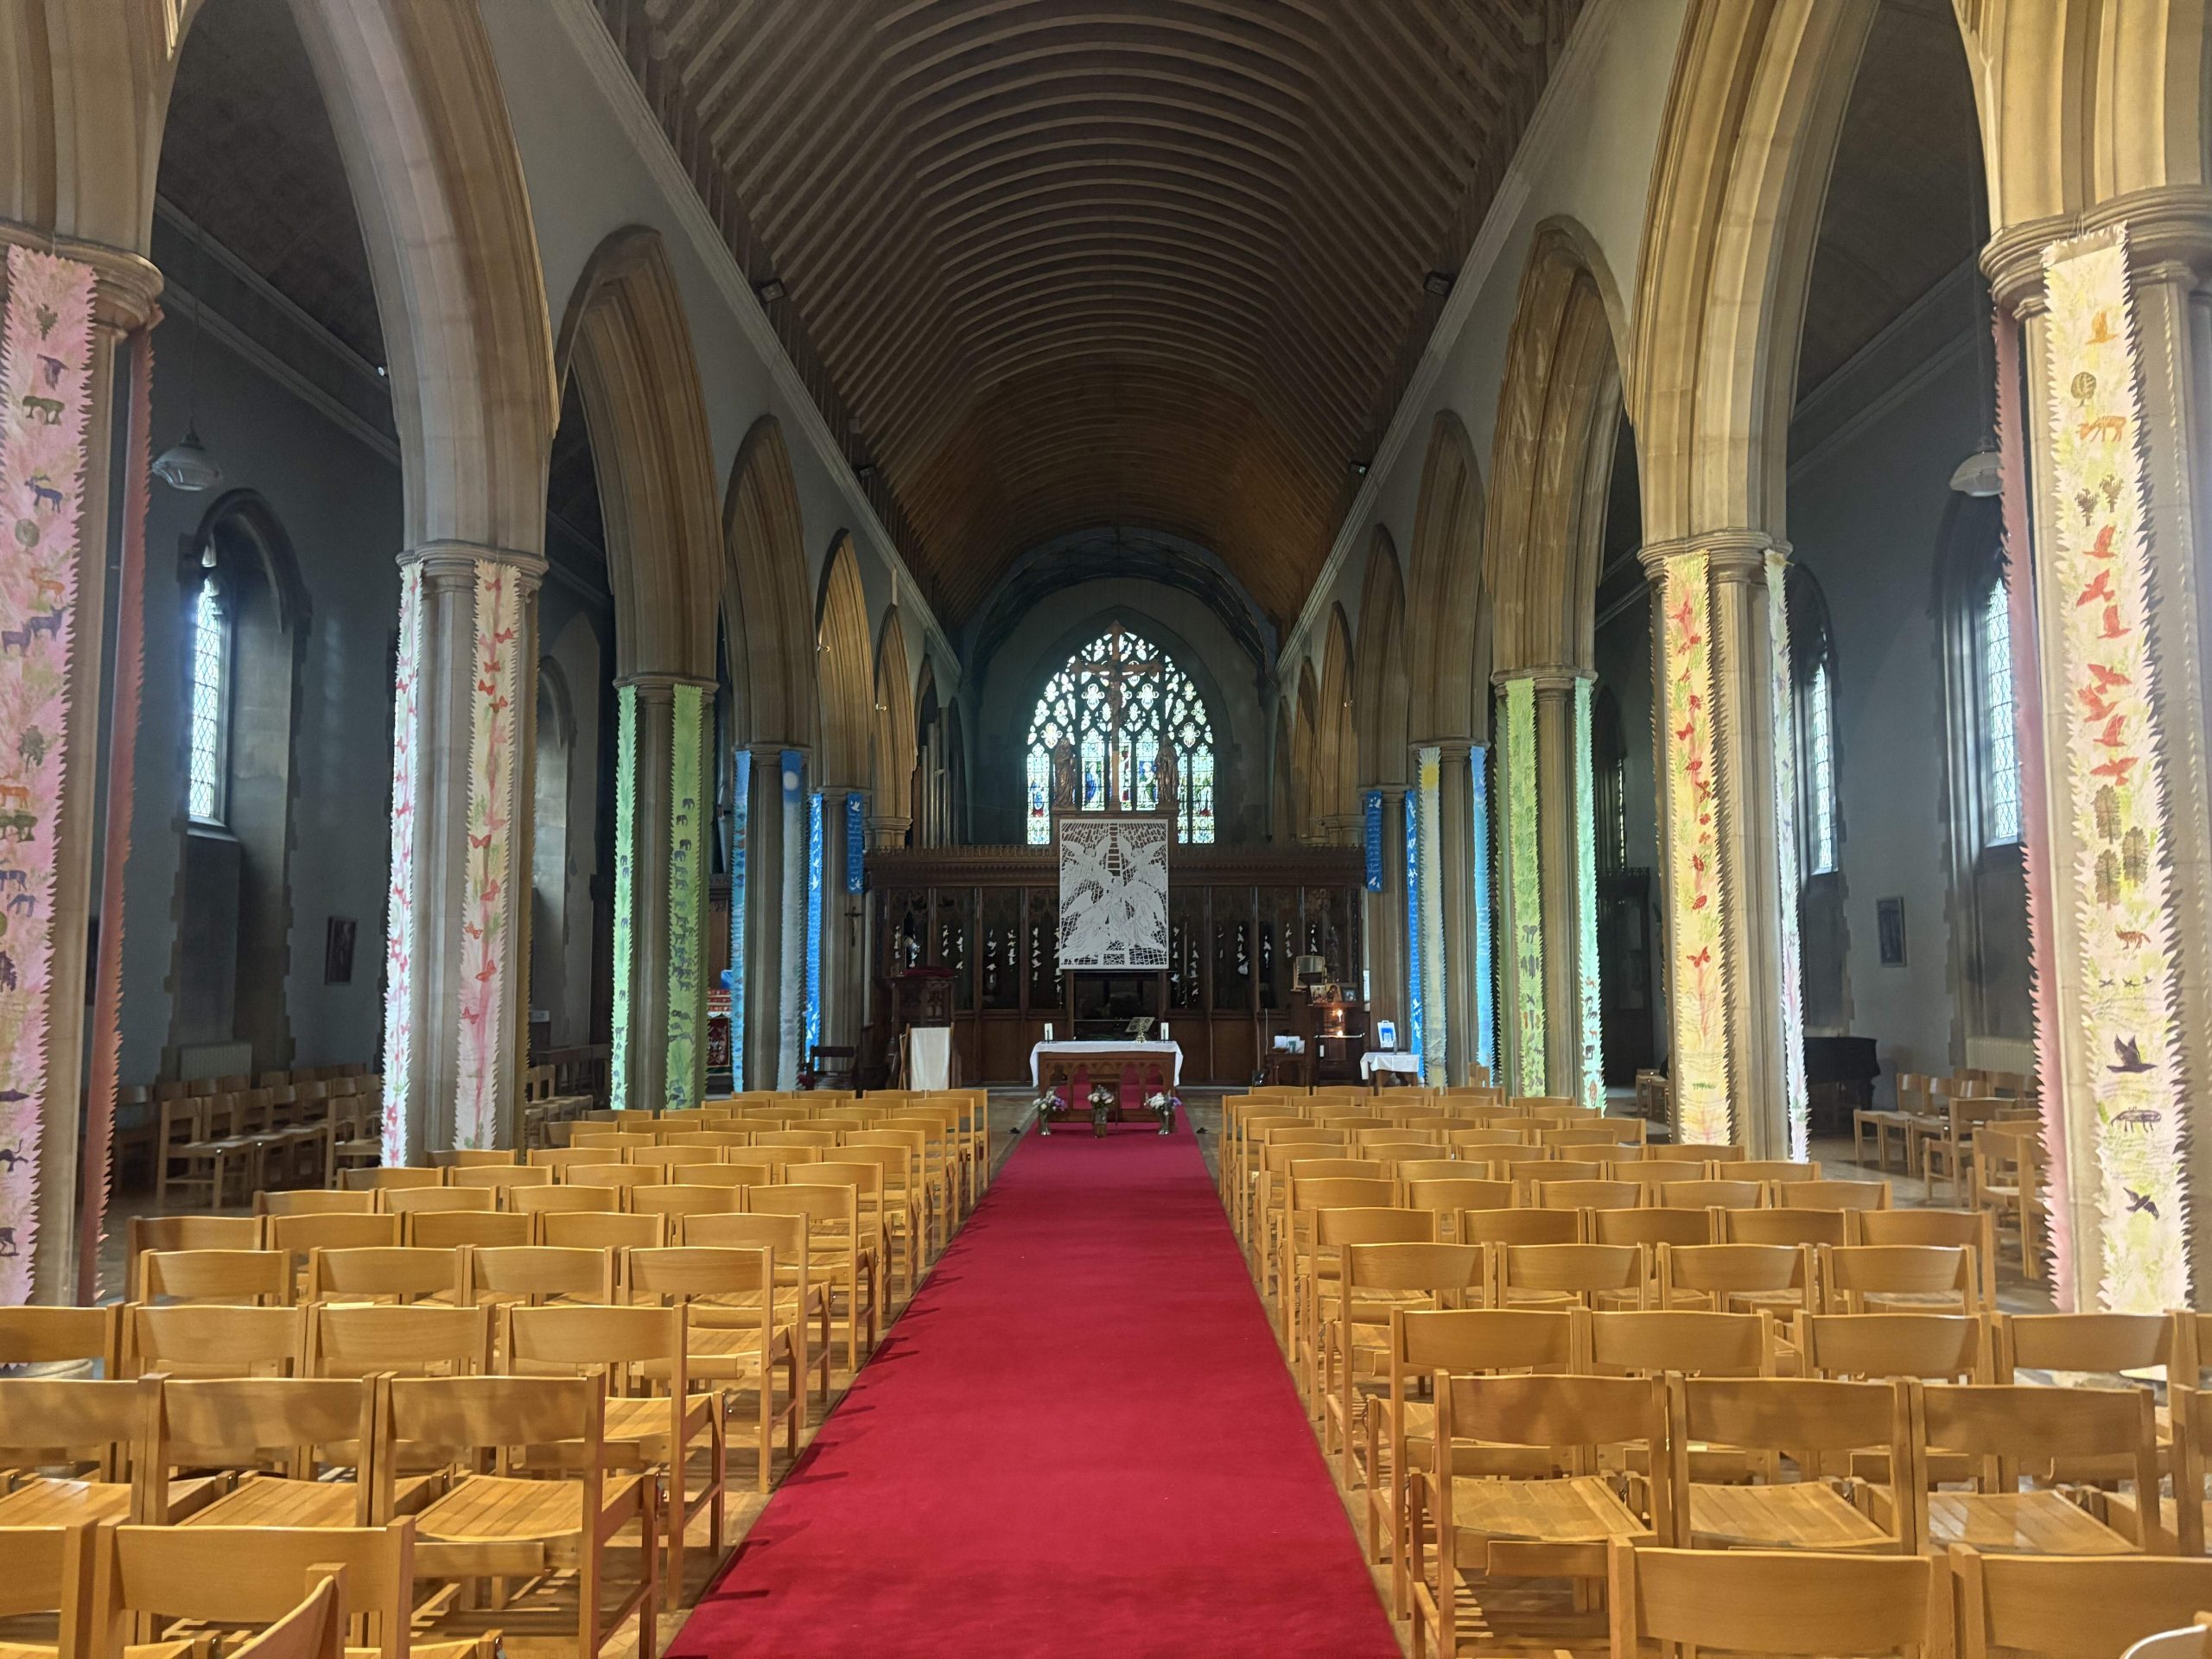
[446,1165,553,1192]
[1820,1243,1977,1312]
[404,1210,531,1252]
[1611,1160,1718,1189]
[1995,1311,2192,1384]
[504,1302,685,1395]
[339,1166,443,1192]
[510,1184,610,1219]
[143,1376,368,1501]
[528,1146,622,1170]
[129,1304,305,1378]
[537,1211,664,1251]
[1780,1179,1892,1211]
[0,1376,144,1478]
[562,1163,655,1198]
[1443,1371,1663,1486]
[1496,1242,1644,1306]
[1586,1309,1772,1377]
[95,1521,414,1659]
[1657,1179,1767,1211]
[1917,1381,2159,1505]
[1340,1241,1484,1300]
[442,1148,518,1169]
[1856,1209,1996,1303]
[677,1160,773,1188]
[469,1244,616,1305]
[1952,1547,2212,1659]
[1287,1176,1397,1217]
[1311,1205,1435,1252]
[0,1304,120,1371]
[381,1185,497,1217]
[1735,1160,1820,1184]
[1404,1178,1516,1218]
[308,1303,493,1378]
[1591,1208,1714,1249]
[1609,1542,1937,1657]
[1395,1306,1576,1377]
[0,1519,92,1632]
[1669,1375,1916,1546]
[683,1210,808,1259]
[1457,1206,1579,1247]
[124,1216,261,1300]
[139,1248,292,1306]
[1656,1243,1812,1310]
[629,1144,720,1172]
[305,1244,467,1305]
[632,1184,742,1225]
[626,1244,776,1306]
[256,1190,378,1218]
[1798,1313,1986,1381]
[1649,1141,1745,1164]
[1531,1178,1641,1211]
[1722,1207,1852,1249]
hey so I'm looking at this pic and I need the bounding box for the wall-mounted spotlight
[1347,459,1370,478]
[755,277,787,305]
[1423,270,1455,298]
[855,461,877,486]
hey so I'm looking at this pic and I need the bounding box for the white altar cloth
[1029,1039,1185,1090]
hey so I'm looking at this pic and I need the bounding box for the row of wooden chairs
[154,1076,384,1209]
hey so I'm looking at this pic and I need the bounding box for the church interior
[4,0,2212,1654]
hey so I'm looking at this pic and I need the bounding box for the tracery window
[1978,575,2022,847]
[188,569,231,823]
[1024,624,1215,843]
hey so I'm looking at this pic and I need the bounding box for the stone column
[1985,190,2212,1308]
[741,743,808,1090]
[868,812,910,852]
[1643,535,1795,1158]
[1362,785,1410,1038]
[1434,740,1482,1088]
[3,235,161,1303]
[382,544,543,1160]
[817,785,863,1049]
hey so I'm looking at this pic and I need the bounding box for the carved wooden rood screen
[864,844,1363,1086]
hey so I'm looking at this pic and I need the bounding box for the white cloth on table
[907,1027,953,1090]
[1360,1050,1424,1081]
[1271,1035,1306,1053]
[1028,1039,1184,1090]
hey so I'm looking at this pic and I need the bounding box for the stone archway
[1315,606,1357,844]
[814,536,872,793]
[873,609,917,845]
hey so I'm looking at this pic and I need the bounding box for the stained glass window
[1980,576,2021,846]
[188,571,230,823]
[1807,657,1837,874]
[1022,624,1216,843]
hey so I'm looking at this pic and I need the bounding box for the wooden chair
[1779,1178,1893,1212]
[1916,1096,2010,1203]
[1403,1179,1516,1238]
[0,1520,93,1659]
[371,1374,655,1656]
[1531,1178,1641,1212]
[1656,1243,1815,1317]
[1413,1371,1662,1656]
[789,1162,897,1305]
[1591,1209,1714,1252]
[676,1160,775,1190]
[631,1185,741,1231]
[1666,1376,1917,1552]
[305,1245,469,1306]
[1735,1160,1821,1185]
[503,1304,720,1604]
[1457,1206,1579,1251]
[1856,1073,1935,1173]
[1799,1313,1988,1382]
[683,1211,832,1422]
[1371,1307,1576,1616]
[1300,1206,1436,1420]
[1608,1541,1942,1659]
[137,1375,373,1528]
[256,1189,378,1218]
[1724,1206,1853,1250]
[750,1184,879,1370]
[625,1247,800,1497]
[381,1186,497,1217]
[1326,1241,1484,1493]
[511,1185,613,1230]
[1610,1160,1719,1195]
[1915,1381,2155,1556]
[267,1214,403,1294]
[0,1306,120,1375]
[404,1211,530,1253]
[127,1304,305,1380]
[1491,1242,1645,1310]
[1281,1175,1399,1348]
[563,1164,656,1202]
[1973,1120,2046,1281]
[538,1211,664,1252]
[1657,1179,1768,1211]
[122,1216,261,1302]
[339,1167,443,1194]
[445,1165,552,1197]
[137,1248,291,1306]
[1950,1546,2212,1659]
[308,1302,493,1381]
[1821,1243,1979,1313]
[1586,1308,1775,1379]
[528,1146,623,1172]
[0,1377,175,1525]
[470,1245,618,1312]
[1856,1209,1998,1306]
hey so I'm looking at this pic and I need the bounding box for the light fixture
[1424,270,1454,298]
[155,224,221,493]
[755,277,787,304]
[855,461,876,486]
[1948,443,2002,498]
[1348,459,1370,478]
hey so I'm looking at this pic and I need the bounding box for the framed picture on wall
[1876,897,1906,966]
[325,916,357,985]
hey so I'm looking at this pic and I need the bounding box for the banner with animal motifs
[0,248,92,1300]
[454,562,520,1149]
[2042,230,2188,1312]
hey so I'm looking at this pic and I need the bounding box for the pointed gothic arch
[721,416,815,748]
[814,535,872,790]
[1406,410,1491,742]
[872,609,917,832]
[1354,528,1411,787]
[1316,606,1357,841]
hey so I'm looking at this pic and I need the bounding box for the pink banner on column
[0,247,93,1302]
[454,562,519,1148]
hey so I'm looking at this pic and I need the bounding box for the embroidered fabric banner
[845,791,865,893]
[1414,746,1448,1084]
[454,563,519,1148]
[1471,746,1495,1080]
[1503,679,1544,1094]
[607,683,638,1112]
[1363,789,1383,892]
[804,790,824,1058]
[1765,553,1811,1159]
[728,748,748,1093]
[664,683,704,1108]
[0,248,92,1299]
[1058,817,1169,969]
[1573,679,1604,1112]
[1404,785,1425,1080]
[1661,553,1730,1142]
[380,561,424,1163]
[2043,231,2187,1311]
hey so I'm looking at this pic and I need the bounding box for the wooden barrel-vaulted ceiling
[602,0,1582,626]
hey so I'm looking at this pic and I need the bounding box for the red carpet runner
[672,1113,1400,1657]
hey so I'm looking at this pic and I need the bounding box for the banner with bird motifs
[1573,679,1605,1113]
[454,562,520,1148]
[1414,746,1448,1084]
[665,683,705,1107]
[1058,817,1168,969]
[0,247,92,1300]
[1503,677,1545,1093]
[1658,551,1729,1144]
[608,682,638,1111]
[2042,229,2187,1312]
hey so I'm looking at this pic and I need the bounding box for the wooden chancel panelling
[601,0,1581,625]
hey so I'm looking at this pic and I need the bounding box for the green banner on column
[609,683,638,1113]
[1504,677,1545,1094]
[1573,678,1603,1111]
[665,684,706,1108]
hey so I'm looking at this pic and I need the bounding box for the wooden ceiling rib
[610,0,1579,626]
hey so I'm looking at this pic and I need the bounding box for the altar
[1030,1039,1184,1135]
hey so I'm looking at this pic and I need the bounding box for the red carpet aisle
[672,1114,1400,1658]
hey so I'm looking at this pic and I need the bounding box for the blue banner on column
[1404,797,1424,1079]
[728,749,748,1092]
[845,791,866,893]
[804,789,825,1062]
[779,749,805,1088]
[1363,789,1383,891]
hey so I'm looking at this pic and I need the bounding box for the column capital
[1637,531,1785,581]
[1492,664,1594,694]
[402,541,549,589]
[617,671,716,698]
[1363,782,1408,805]
[0,223,164,331]
[1982,185,2212,311]
[1414,736,1475,762]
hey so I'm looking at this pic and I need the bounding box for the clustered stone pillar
[382,544,544,1161]
[1643,533,1795,1159]
[817,785,864,1051]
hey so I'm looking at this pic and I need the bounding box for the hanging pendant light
[154,222,221,493]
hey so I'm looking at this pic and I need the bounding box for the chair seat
[0,1475,219,1525]
[180,1472,433,1528]
[1450,1473,1648,1550]
[413,1472,646,1574]
[1924,1491,2137,1554]
[1686,1479,1894,1550]
[601,1394,716,1456]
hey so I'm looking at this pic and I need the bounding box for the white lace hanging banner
[1057,817,1169,969]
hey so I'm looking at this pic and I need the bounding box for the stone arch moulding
[721,416,817,749]
[1406,410,1491,744]
[1353,527,1411,788]
[814,534,872,790]
[1316,604,1357,839]
[1488,219,1628,676]
[1292,659,1321,842]
[872,607,916,830]
[553,225,721,680]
